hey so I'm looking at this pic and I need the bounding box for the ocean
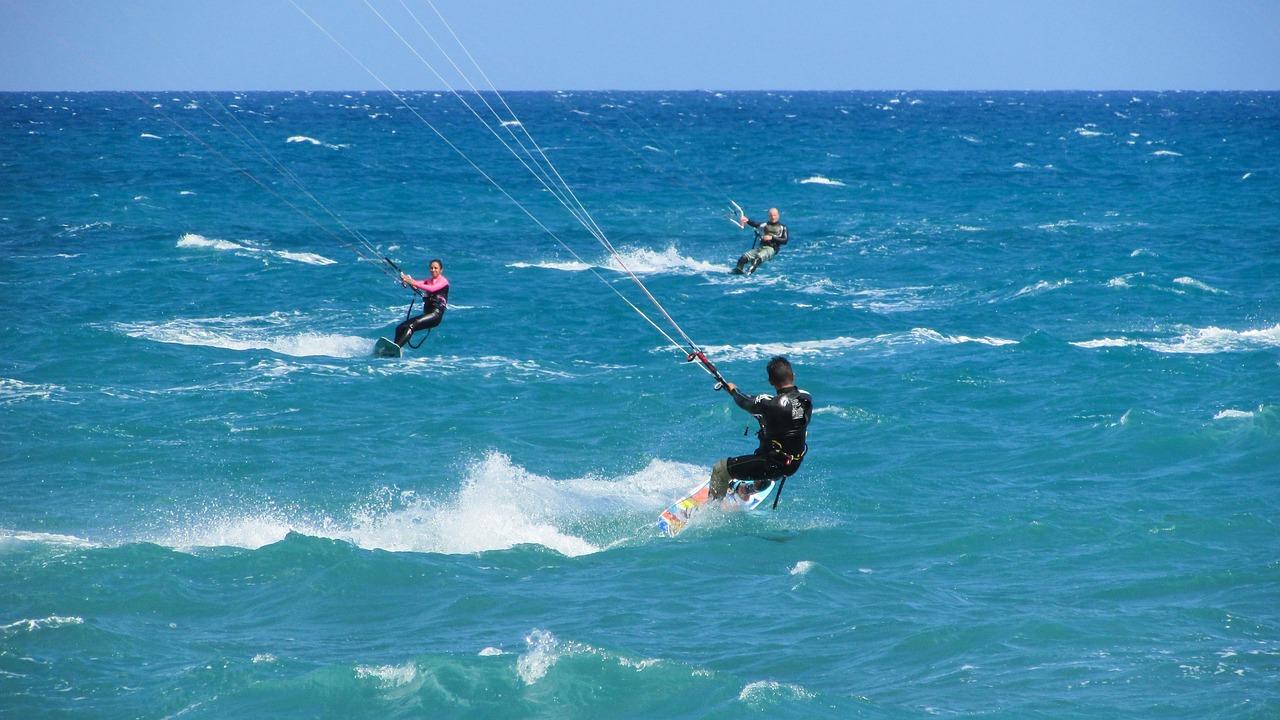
[2,89,1278,718]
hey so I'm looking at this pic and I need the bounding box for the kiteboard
[656,478,778,537]
[373,337,402,358]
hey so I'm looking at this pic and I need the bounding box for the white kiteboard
[656,478,778,537]
[373,337,402,358]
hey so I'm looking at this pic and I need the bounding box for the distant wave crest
[178,233,336,266]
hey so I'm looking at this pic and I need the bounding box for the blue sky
[4,0,1279,91]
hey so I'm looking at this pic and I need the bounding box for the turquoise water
[2,90,1279,718]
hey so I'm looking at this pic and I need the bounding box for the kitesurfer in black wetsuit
[734,207,789,274]
[393,258,449,348]
[710,356,812,500]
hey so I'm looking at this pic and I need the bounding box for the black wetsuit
[724,384,812,482]
[745,218,789,253]
[393,279,449,347]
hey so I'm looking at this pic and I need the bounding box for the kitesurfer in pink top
[393,258,449,348]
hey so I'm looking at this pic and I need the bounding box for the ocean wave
[1173,276,1226,294]
[1,616,84,634]
[0,378,67,404]
[355,662,420,689]
[702,329,1017,362]
[1010,279,1071,298]
[177,233,337,265]
[517,629,662,686]
[799,176,845,186]
[285,135,348,150]
[512,245,720,276]
[0,530,98,549]
[1071,324,1280,354]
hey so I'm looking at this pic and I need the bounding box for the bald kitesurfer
[709,356,811,501]
[734,207,788,274]
[393,259,449,348]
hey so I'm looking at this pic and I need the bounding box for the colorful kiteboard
[656,478,778,537]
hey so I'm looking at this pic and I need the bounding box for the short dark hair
[767,356,794,386]
[430,258,443,268]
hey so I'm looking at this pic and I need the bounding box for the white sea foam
[1173,276,1226,294]
[0,378,67,404]
[1071,324,1280,354]
[703,329,1016,362]
[514,629,660,685]
[177,233,336,265]
[1,616,84,633]
[739,679,816,704]
[517,629,562,684]
[285,135,347,150]
[1213,409,1255,420]
[512,246,719,276]
[115,315,369,358]
[145,452,704,557]
[355,662,419,689]
[790,560,815,576]
[1152,149,1183,157]
[140,133,162,140]
[1074,126,1107,137]
[907,328,1019,347]
[799,176,845,186]
[1011,279,1071,298]
[0,530,98,549]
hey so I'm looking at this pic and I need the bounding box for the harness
[770,439,807,468]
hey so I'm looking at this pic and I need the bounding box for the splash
[513,246,720,276]
[144,452,706,557]
[115,314,368,358]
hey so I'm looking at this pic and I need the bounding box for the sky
[3,0,1279,92]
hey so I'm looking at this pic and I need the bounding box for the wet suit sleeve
[728,386,763,414]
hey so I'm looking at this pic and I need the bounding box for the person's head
[766,355,794,388]
[767,207,780,223]
[429,259,443,276]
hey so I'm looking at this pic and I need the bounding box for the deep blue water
[2,89,1279,719]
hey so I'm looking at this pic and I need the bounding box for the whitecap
[1152,149,1183,157]
[517,629,561,685]
[116,316,370,358]
[799,176,845,186]
[1173,276,1225,294]
[908,328,1019,346]
[1213,409,1254,420]
[177,233,336,265]
[0,378,66,404]
[285,135,347,150]
[1071,324,1280,354]
[790,560,815,576]
[739,679,815,703]
[1011,279,1071,298]
[1,616,84,633]
[514,246,719,276]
